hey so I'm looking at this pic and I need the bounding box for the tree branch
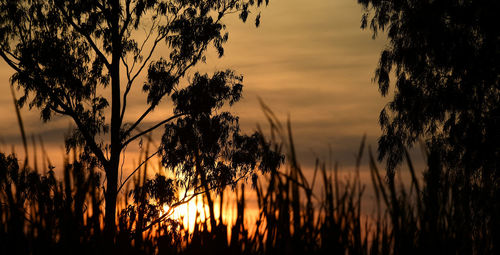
[120,56,132,121]
[122,6,229,141]
[123,41,207,138]
[55,3,111,70]
[119,0,133,38]
[141,172,250,232]
[59,103,109,167]
[122,113,187,147]
[120,18,162,122]
[117,149,160,194]
[0,51,21,73]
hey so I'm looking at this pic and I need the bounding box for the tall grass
[1,103,498,254]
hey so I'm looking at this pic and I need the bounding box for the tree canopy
[0,0,280,240]
[358,0,500,181]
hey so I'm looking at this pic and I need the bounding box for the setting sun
[1,0,498,254]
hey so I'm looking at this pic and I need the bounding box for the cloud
[0,0,398,173]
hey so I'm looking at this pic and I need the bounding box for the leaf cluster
[359,0,500,178]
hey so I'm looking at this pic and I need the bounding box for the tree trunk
[103,0,122,245]
[104,163,118,239]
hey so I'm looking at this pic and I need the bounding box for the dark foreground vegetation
[1,106,498,255]
[1,0,499,254]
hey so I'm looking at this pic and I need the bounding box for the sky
[0,0,390,175]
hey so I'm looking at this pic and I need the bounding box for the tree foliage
[358,0,500,180]
[161,71,281,191]
[0,0,281,238]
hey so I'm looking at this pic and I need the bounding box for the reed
[0,104,498,254]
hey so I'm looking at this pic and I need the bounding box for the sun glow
[161,194,224,233]
[159,190,260,234]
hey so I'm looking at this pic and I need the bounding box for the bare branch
[122,7,230,143]
[128,28,167,88]
[0,51,21,73]
[2,49,20,61]
[117,149,160,194]
[122,112,187,147]
[123,41,208,138]
[120,18,161,121]
[120,55,132,121]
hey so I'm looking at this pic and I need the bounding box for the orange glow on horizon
[158,189,261,234]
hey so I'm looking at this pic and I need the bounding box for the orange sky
[0,0,389,174]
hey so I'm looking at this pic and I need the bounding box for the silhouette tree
[0,0,277,242]
[358,0,500,181]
